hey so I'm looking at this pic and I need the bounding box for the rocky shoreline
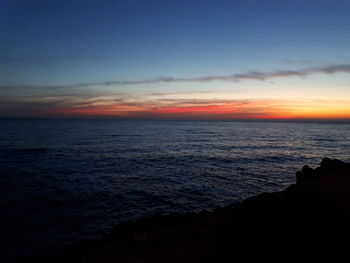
[32,158,350,262]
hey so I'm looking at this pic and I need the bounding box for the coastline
[29,158,350,262]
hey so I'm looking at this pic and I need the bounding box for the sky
[1,0,350,120]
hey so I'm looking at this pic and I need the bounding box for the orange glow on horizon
[155,105,240,114]
[50,100,350,120]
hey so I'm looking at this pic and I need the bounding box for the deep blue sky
[1,0,350,118]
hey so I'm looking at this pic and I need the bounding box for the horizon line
[1,116,350,124]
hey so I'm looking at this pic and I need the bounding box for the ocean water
[1,119,350,260]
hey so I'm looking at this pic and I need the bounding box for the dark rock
[296,164,315,184]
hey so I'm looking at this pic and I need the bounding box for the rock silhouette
[34,158,350,262]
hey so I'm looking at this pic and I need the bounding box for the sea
[1,119,350,261]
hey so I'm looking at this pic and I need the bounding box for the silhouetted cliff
[36,158,350,262]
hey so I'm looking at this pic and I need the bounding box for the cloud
[2,63,350,118]
[45,98,281,119]
[314,65,350,74]
[2,64,349,94]
[2,91,350,119]
[70,64,350,87]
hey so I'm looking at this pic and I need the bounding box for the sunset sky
[1,0,350,120]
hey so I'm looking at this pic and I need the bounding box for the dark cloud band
[78,64,350,87]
